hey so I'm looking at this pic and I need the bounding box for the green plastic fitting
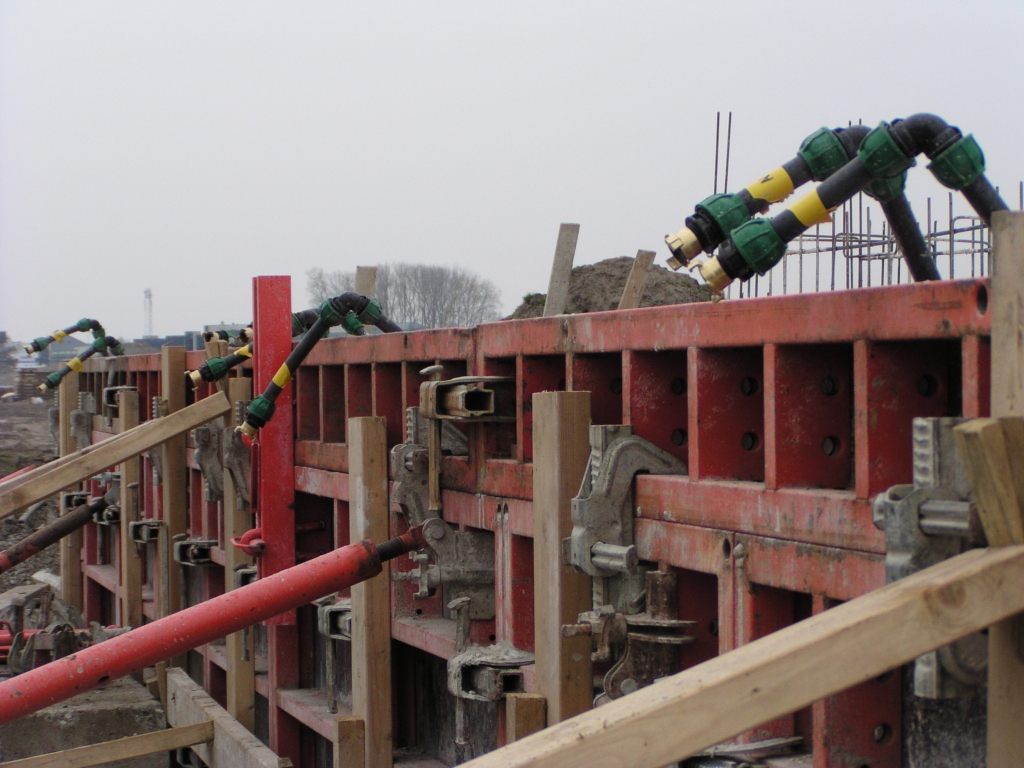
[357,297,385,326]
[342,312,364,335]
[864,170,908,203]
[858,123,916,179]
[318,300,346,328]
[30,337,51,353]
[43,371,63,389]
[797,127,849,181]
[203,357,229,382]
[696,194,750,239]
[928,134,985,190]
[730,218,788,276]
[245,395,276,429]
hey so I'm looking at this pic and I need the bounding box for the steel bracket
[174,539,219,567]
[873,417,987,698]
[420,377,515,422]
[317,598,353,641]
[193,425,224,502]
[128,520,163,544]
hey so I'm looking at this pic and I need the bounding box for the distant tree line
[307,264,501,328]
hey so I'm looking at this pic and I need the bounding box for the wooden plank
[333,717,365,768]
[982,209,1024,768]
[616,250,656,310]
[161,347,187,635]
[223,378,256,733]
[0,390,230,519]
[166,667,292,768]
[506,693,547,743]
[355,266,378,297]
[349,417,392,768]
[118,390,142,629]
[953,418,1024,546]
[0,720,213,768]
[532,392,592,725]
[542,223,580,317]
[57,372,82,611]
[461,545,1024,768]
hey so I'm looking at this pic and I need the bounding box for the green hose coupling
[928,134,985,190]
[730,218,787,276]
[319,299,347,328]
[201,356,229,382]
[696,194,750,238]
[342,312,364,335]
[357,297,385,326]
[798,127,848,181]
[858,122,916,179]
[90,337,108,353]
[107,339,125,356]
[864,170,908,203]
[291,314,304,337]
[75,318,93,333]
[28,337,51,354]
[41,371,63,391]
[245,394,276,430]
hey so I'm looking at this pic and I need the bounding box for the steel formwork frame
[67,276,991,768]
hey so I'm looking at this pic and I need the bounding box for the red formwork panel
[79,278,993,768]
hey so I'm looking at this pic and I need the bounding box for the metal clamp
[317,598,353,641]
[873,417,987,699]
[128,520,163,544]
[392,516,495,620]
[420,376,515,421]
[174,539,218,566]
[192,425,223,502]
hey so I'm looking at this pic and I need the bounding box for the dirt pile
[507,256,712,320]
[0,400,56,478]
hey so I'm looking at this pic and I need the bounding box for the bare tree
[306,264,501,328]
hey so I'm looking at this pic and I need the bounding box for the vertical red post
[252,275,296,602]
[252,276,299,764]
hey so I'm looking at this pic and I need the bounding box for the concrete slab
[0,675,169,766]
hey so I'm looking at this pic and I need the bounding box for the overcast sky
[2,1,1022,342]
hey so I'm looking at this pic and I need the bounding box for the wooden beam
[0,390,230,519]
[506,693,547,743]
[543,223,580,317]
[0,720,213,768]
[333,717,365,768]
[160,347,187,634]
[166,667,292,768]
[617,250,656,310]
[980,208,1024,768]
[349,417,392,768]
[118,389,142,629]
[953,418,1024,546]
[57,371,82,611]
[532,392,592,725]
[223,378,256,733]
[460,545,1024,768]
[355,266,378,297]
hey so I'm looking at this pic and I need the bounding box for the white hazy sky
[2,1,1022,342]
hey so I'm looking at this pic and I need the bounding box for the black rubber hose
[961,176,1010,226]
[880,196,941,281]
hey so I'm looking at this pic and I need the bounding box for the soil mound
[507,256,711,319]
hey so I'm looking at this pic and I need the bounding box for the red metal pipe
[0,528,426,725]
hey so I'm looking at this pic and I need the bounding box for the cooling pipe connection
[240,294,400,437]
[38,336,124,392]
[688,114,1007,292]
[187,344,254,389]
[202,326,254,345]
[0,496,107,575]
[25,319,106,355]
[0,526,428,725]
[665,125,871,270]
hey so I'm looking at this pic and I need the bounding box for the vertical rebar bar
[723,112,733,194]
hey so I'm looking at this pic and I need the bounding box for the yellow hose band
[789,188,833,227]
[271,364,292,388]
[52,330,68,342]
[745,166,795,203]
[67,358,83,372]
[238,345,252,358]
